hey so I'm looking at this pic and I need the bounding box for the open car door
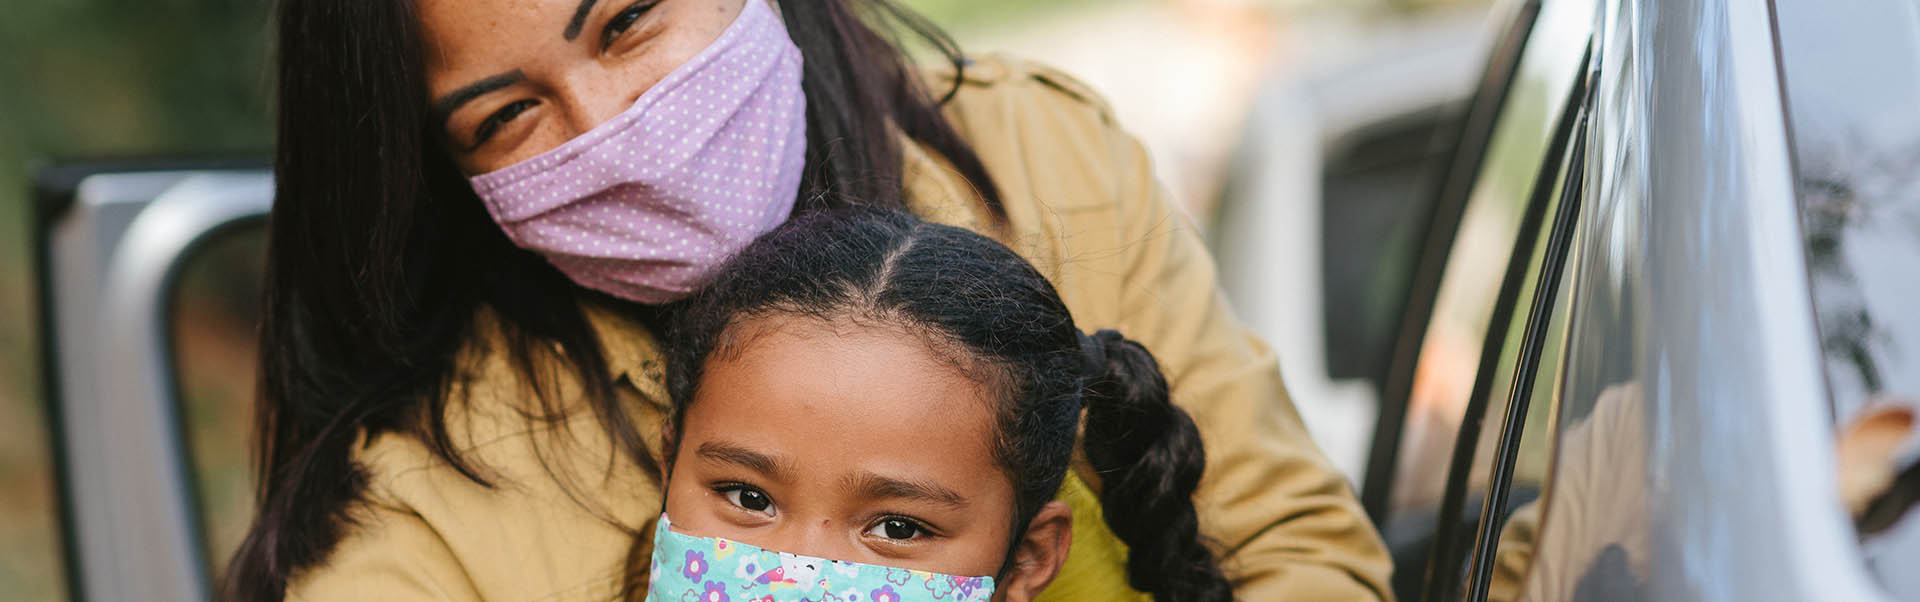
[32,160,271,601]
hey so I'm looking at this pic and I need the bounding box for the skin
[416,0,750,174]
[662,315,1073,601]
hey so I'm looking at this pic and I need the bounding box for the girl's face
[662,315,1070,600]
[416,0,750,174]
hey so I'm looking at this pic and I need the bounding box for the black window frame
[1417,43,1596,602]
[1363,0,1546,522]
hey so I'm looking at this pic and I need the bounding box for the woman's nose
[551,67,648,139]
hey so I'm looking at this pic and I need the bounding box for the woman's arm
[1101,126,1395,600]
[286,502,479,601]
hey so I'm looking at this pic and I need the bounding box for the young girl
[640,209,1233,602]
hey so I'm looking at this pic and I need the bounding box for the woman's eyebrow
[432,70,528,126]
[846,472,970,509]
[695,440,793,480]
[564,0,600,41]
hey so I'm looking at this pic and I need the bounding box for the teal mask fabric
[646,514,997,602]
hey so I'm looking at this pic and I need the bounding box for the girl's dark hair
[228,1,1002,599]
[660,209,1232,602]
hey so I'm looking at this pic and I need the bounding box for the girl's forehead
[684,316,1007,485]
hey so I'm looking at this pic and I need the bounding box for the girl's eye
[600,1,656,51]
[471,99,538,148]
[866,518,925,541]
[721,486,775,515]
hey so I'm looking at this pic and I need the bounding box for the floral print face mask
[646,514,996,602]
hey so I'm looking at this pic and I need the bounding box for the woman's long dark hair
[227,1,1002,599]
[660,209,1233,602]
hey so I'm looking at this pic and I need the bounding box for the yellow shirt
[289,55,1392,602]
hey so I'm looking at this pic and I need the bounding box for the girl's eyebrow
[845,472,970,509]
[696,440,793,480]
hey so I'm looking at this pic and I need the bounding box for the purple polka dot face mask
[469,0,806,304]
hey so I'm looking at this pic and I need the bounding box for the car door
[1445,0,1911,600]
[32,159,271,601]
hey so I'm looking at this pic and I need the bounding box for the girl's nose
[771,519,857,562]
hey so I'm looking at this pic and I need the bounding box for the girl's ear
[993,501,1073,602]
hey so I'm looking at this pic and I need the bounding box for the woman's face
[417,0,750,174]
[662,315,1070,599]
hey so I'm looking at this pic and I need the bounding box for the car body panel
[1518,0,1887,600]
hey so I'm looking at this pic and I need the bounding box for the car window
[1321,113,1460,385]
[1383,0,1594,530]
[167,223,266,581]
[1776,0,1920,428]
[1479,250,1574,602]
[1469,109,1584,600]
[1423,88,1585,602]
[1775,0,1920,596]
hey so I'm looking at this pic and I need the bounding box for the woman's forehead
[415,0,568,72]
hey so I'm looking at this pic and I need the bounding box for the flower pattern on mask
[646,515,994,602]
[699,581,729,602]
[683,550,710,582]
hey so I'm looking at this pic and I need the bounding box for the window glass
[1482,220,1577,602]
[1386,0,1593,526]
[1321,114,1458,383]
[1429,114,1579,601]
[1776,0,1920,596]
[167,224,267,581]
[1777,0,1920,424]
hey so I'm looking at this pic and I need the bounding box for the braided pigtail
[1080,329,1234,602]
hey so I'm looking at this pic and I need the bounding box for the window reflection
[1777,0,1920,595]
[1389,0,1594,523]
[167,224,266,581]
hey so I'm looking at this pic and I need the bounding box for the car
[31,0,1920,600]
[1216,0,1920,600]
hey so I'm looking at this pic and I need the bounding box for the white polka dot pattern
[469,0,807,304]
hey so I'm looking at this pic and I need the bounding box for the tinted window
[1321,113,1457,383]
[1386,0,1594,526]
[1477,140,1580,602]
[167,224,266,581]
[1776,0,1920,596]
[1777,1,1920,423]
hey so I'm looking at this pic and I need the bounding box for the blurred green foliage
[0,1,272,598]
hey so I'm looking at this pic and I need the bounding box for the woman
[232,0,1392,600]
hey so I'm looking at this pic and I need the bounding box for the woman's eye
[471,99,538,148]
[721,486,775,515]
[866,518,925,541]
[600,1,655,51]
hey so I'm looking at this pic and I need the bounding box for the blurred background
[0,0,1491,598]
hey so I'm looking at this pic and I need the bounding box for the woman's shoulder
[908,56,1161,326]
[926,54,1120,122]
[912,54,1142,219]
